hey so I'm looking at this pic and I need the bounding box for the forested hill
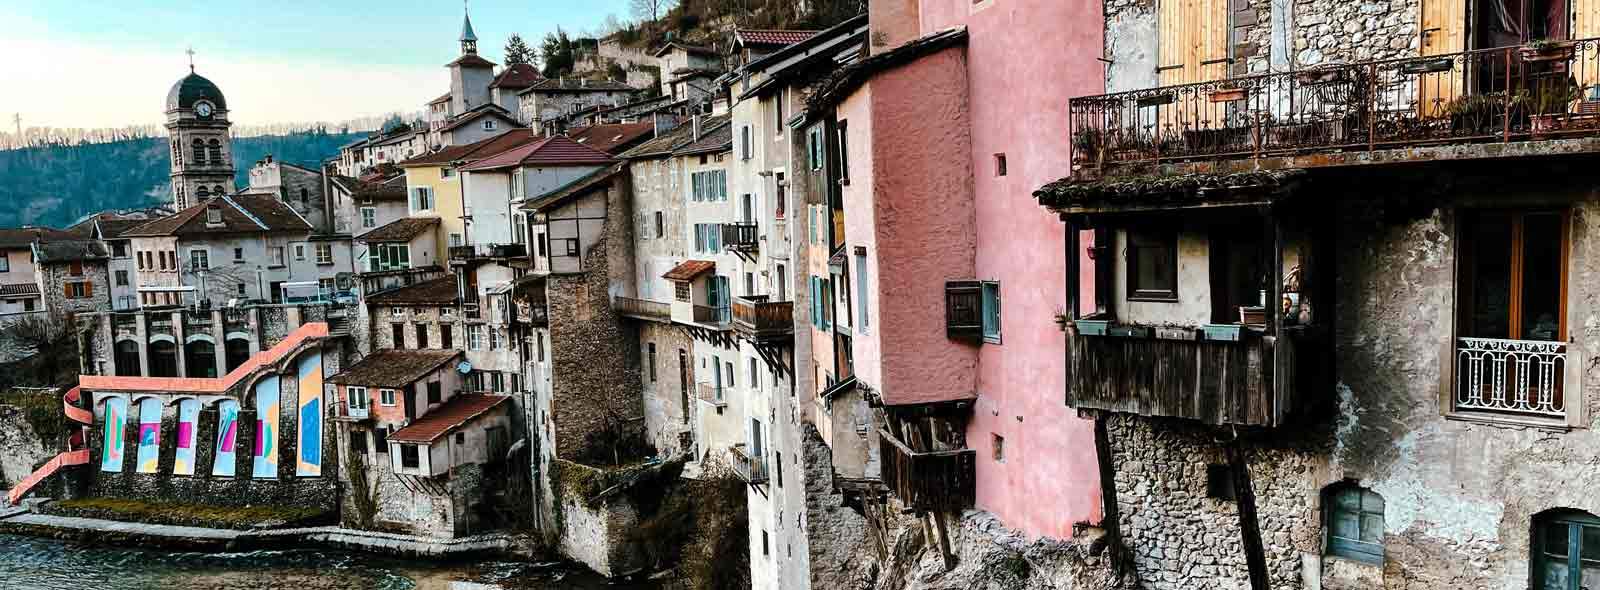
[0,129,366,228]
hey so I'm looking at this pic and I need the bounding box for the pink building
[805,1,1106,542]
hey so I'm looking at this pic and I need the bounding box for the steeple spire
[186,46,196,73]
[459,0,479,55]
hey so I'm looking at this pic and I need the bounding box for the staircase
[6,387,91,506]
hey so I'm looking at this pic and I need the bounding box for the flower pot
[1202,324,1243,341]
[1074,319,1109,337]
[1521,42,1575,63]
[1239,306,1267,326]
[1209,88,1247,103]
[1107,325,1151,339]
[1532,114,1566,137]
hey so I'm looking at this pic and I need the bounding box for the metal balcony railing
[1070,39,1600,171]
[730,444,769,484]
[450,243,528,262]
[1455,337,1568,419]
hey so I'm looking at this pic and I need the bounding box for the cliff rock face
[0,403,54,490]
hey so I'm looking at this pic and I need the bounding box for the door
[712,360,724,401]
[1157,0,1232,137]
[1420,0,1469,117]
[750,418,765,459]
[679,350,691,424]
[776,264,788,301]
[403,385,417,421]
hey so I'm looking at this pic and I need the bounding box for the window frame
[1324,484,1385,565]
[347,386,368,411]
[1126,227,1180,302]
[981,281,1001,343]
[1533,510,1600,590]
[360,207,377,228]
[379,388,396,406]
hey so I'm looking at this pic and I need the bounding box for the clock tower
[165,62,234,211]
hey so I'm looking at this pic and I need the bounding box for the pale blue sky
[0,0,634,129]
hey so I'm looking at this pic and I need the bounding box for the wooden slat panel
[1418,0,1466,116]
[1068,333,1279,427]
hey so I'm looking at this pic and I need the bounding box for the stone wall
[0,399,55,489]
[41,261,111,319]
[639,321,696,456]
[1292,0,1418,66]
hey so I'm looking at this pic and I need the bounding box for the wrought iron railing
[696,382,727,407]
[1455,337,1567,418]
[450,243,528,262]
[732,296,793,339]
[1071,39,1600,169]
[730,444,769,484]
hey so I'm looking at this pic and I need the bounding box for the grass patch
[51,497,328,530]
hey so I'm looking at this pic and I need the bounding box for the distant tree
[540,28,578,78]
[631,0,676,24]
[600,14,626,36]
[504,33,535,66]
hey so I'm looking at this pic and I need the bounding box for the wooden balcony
[1066,325,1325,428]
[879,428,975,512]
[449,243,527,264]
[722,222,759,251]
[732,296,793,341]
[693,305,730,327]
[730,444,768,484]
[1071,38,1600,178]
[613,296,671,322]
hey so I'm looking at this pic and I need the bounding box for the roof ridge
[221,195,270,230]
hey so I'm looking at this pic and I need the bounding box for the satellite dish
[457,361,473,374]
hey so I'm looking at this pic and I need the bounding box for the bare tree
[630,0,676,24]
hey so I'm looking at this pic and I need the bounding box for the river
[0,534,659,590]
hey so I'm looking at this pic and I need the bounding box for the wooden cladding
[1067,330,1312,427]
[945,281,983,340]
[878,428,977,512]
[1158,0,1231,85]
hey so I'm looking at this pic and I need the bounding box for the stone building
[515,78,638,131]
[73,214,154,312]
[122,195,329,307]
[0,227,76,314]
[165,67,234,211]
[31,239,112,319]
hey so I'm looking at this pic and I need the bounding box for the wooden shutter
[83,282,93,297]
[1158,0,1231,86]
[63,283,72,298]
[945,280,983,340]
[1418,0,1467,116]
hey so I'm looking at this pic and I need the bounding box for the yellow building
[398,130,541,259]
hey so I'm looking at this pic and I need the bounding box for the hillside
[0,130,365,229]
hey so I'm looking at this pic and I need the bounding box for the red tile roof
[123,195,313,237]
[367,276,460,305]
[0,283,39,297]
[490,63,545,89]
[399,130,542,168]
[81,322,328,394]
[447,54,497,68]
[459,135,617,172]
[736,30,820,47]
[327,348,462,388]
[0,227,76,250]
[566,122,656,155]
[358,217,438,242]
[663,260,715,281]
[427,93,452,105]
[388,393,510,444]
[436,105,521,133]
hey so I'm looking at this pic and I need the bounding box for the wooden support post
[1228,440,1271,590]
[932,510,956,571]
[1094,414,1130,575]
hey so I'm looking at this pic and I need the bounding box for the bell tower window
[207,139,222,164]
[192,139,205,165]
[197,186,210,198]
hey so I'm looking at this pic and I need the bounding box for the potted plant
[1072,127,1104,162]
[1532,79,1582,137]
[1522,39,1577,63]
[1074,318,1110,336]
[1209,85,1247,103]
[1202,324,1243,341]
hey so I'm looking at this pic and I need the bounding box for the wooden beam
[1228,440,1271,590]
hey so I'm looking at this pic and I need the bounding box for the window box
[1074,319,1109,336]
[1107,325,1151,339]
[1202,324,1243,341]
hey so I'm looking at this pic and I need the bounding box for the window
[189,249,209,271]
[374,427,389,452]
[294,244,306,261]
[725,361,735,389]
[441,167,455,178]
[808,126,824,170]
[775,173,787,219]
[350,430,367,455]
[391,306,406,318]
[441,324,453,349]
[1206,465,1235,500]
[415,323,429,348]
[400,444,420,469]
[490,372,504,392]
[654,211,664,238]
[114,269,129,287]
[379,388,396,406]
[237,283,247,296]
[315,243,333,265]
[348,386,368,411]
[1324,484,1385,564]
[111,242,127,258]
[1534,510,1600,589]
[269,246,286,267]
[1127,229,1178,301]
[192,139,205,164]
[773,96,785,133]
[412,187,433,211]
[836,121,850,184]
[482,119,497,131]
[648,343,657,383]
[856,252,870,334]
[207,139,221,163]
[468,325,484,350]
[66,282,89,299]
[197,185,211,199]
[428,381,442,404]
[748,357,759,390]
[741,125,752,160]
[360,207,376,228]
[391,323,405,349]
[0,255,9,273]
[995,153,1008,176]
[233,247,244,262]
[489,328,502,350]
[991,434,1005,463]
[674,282,691,302]
[982,281,1001,343]
[564,239,579,256]
[450,233,464,247]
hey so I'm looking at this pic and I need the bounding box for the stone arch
[184,333,215,344]
[133,396,162,473]
[113,338,141,377]
[184,337,217,378]
[148,338,179,377]
[211,398,241,477]
[212,184,224,195]
[197,185,210,198]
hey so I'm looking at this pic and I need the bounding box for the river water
[0,534,658,590]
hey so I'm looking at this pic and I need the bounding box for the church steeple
[459,2,478,55]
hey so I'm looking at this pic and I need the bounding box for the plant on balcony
[1522,39,1577,62]
[1071,127,1104,162]
[1530,79,1583,136]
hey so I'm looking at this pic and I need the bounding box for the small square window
[1128,229,1179,301]
[992,433,1005,463]
[994,153,1007,176]
[1206,465,1236,501]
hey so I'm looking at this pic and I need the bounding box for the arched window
[185,339,216,378]
[114,340,141,377]
[1534,510,1600,589]
[212,185,225,196]
[192,139,206,165]
[207,139,222,164]
[196,185,210,199]
[148,340,178,377]
[225,338,251,373]
[1325,483,1385,563]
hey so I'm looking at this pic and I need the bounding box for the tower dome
[165,72,227,112]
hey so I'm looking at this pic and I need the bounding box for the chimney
[869,0,922,54]
[692,114,702,142]
[653,112,682,136]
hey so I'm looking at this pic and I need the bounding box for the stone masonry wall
[639,321,696,457]
[0,402,54,489]
[1292,0,1418,66]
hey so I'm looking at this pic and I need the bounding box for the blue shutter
[982,282,1001,340]
[810,277,820,327]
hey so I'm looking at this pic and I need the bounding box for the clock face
[195,102,213,117]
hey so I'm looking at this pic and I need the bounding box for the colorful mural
[213,399,239,477]
[173,399,199,475]
[135,398,161,473]
[253,376,280,478]
[99,397,127,472]
[295,352,323,477]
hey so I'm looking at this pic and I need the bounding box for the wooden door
[1158,0,1232,135]
[1419,0,1468,118]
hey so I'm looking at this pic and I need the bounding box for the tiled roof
[388,393,510,444]
[519,77,636,94]
[123,195,313,237]
[0,283,39,297]
[367,276,459,305]
[399,129,542,168]
[663,259,715,281]
[427,93,452,105]
[620,114,730,159]
[358,217,438,242]
[447,53,497,68]
[566,122,656,155]
[673,121,732,156]
[652,42,719,57]
[808,27,968,116]
[81,323,327,394]
[490,63,545,89]
[96,218,153,239]
[327,348,463,388]
[34,240,109,264]
[459,135,616,172]
[437,105,521,133]
[331,174,407,202]
[521,164,624,213]
[736,30,820,47]
[0,227,75,250]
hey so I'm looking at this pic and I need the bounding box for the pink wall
[919,0,1107,540]
[864,47,979,407]
[838,88,882,391]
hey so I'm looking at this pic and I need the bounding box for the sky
[0,0,634,130]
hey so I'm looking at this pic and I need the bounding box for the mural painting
[253,376,280,478]
[213,399,239,477]
[173,398,199,475]
[135,398,161,473]
[100,397,127,472]
[295,352,323,477]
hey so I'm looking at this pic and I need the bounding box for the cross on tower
[186,46,196,73]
